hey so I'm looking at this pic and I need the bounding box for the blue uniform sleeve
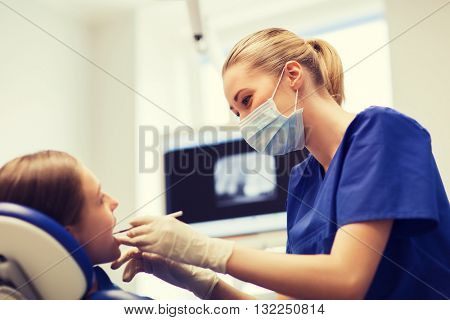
[336,108,440,236]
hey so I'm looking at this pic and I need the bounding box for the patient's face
[67,165,121,265]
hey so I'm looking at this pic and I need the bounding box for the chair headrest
[0,202,93,299]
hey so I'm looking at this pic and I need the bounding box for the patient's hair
[0,150,84,226]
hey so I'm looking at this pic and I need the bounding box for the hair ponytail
[307,38,345,105]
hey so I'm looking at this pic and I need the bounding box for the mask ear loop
[295,89,302,112]
[273,66,301,117]
[284,89,300,117]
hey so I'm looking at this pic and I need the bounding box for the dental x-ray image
[214,152,277,207]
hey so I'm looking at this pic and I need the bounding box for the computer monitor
[164,138,307,236]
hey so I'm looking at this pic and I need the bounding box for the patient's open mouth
[113,227,132,235]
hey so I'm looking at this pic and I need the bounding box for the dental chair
[0,202,149,300]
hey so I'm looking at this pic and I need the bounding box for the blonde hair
[222,28,345,105]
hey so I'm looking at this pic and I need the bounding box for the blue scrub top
[286,106,450,299]
[86,267,152,300]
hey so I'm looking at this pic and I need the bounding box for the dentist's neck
[301,92,355,172]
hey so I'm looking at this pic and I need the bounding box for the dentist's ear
[285,60,304,91]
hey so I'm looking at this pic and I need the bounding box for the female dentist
[112,28,450,299]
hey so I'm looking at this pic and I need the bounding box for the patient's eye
[99,193,105,205]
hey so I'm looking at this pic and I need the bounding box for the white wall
[0,0,92,166]
[88,12,137,291]
[0,0,138,292]
[134,0,202,214]
[133,1,202,299]
[385,0,450,190]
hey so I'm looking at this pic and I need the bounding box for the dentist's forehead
[223,66,242,100]
[223,65,256,103]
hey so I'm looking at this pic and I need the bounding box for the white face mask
[239,66,305,155]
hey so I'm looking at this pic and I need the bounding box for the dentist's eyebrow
[234,88,247,102]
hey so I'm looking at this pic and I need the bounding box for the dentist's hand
[111,248,219,299]
[114,215,234,273]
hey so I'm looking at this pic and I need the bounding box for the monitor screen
[214,152,277,208]
[164,138,307,224]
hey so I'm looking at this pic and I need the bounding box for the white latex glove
[114,215,234,273]
[111,248,219,299]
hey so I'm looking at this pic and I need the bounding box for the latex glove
[114,215,234,273]
[111,248,219,299]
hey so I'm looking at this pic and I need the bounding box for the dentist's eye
[242,95,252,106]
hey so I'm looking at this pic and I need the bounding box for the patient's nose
[106,192,119,212]
[111,197,119,212]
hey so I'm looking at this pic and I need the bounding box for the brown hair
[222,28,345,105]
[0,150,85,226]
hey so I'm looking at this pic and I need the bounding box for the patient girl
[0,150,123,297]
[0,150,219,300]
